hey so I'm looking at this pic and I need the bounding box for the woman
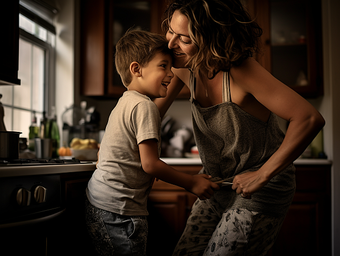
[154,0,325,255]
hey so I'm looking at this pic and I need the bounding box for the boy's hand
[190,174,220,200]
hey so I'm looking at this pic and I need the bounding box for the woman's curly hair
[162,0,262,78]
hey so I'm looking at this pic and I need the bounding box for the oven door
[0,174,65,256]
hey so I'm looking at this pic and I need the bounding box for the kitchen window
[0,2,56,138]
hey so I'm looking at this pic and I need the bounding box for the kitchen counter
[0,158,332,178]
[161,157,332,166]
[0,162,96,178]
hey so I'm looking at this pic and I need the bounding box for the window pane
[37,26,47,41]
[19,14,35,35]
[15,39,32,109]
[2,106,12,131]
[0,87,13,105]
[19,14,50,43]
[14,39,44,112]
[13,109,30,136]
[0,84,13,130]
[31,45,44,111]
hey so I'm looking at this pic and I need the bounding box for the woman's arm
[231,58,325,196]
[139,139,220,199]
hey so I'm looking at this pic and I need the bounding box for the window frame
[19,27,56,114]
[1,5,56,134]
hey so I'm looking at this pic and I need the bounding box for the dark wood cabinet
[80,0,190,99]
[50,163,331,255]
[245,0,323,98]
[267,164,331,256]
[47,171,95,256]
[148,164,331,256]
[147,165,201,256]
[0,0,21,85]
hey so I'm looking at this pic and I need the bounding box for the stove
[0,157,96,255]
[0,157,95,224]
[0,157,82,166]
[0,157,95,177]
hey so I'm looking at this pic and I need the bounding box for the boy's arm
[139,139,219,199]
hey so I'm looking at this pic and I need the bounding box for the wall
[55,0,74,136]
[321,0,340,255]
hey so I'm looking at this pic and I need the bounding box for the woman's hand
[231,171,268,199]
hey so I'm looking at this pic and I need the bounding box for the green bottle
[48,107,60,158]
[28,111,39,151]
[40,111,48,139]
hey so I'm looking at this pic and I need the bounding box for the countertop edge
[0,163,96,178]
[0,158,333,178]
[161,158,332,166]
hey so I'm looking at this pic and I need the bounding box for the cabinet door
[267,164,331,256]
[49,172,95,256]
[148,191,187,256]
[80,0,106,96]
[80,0,191,99]
[247,0,323,98]
[108,0,165,95]
[269,193,330,256]
[80,0,168,98]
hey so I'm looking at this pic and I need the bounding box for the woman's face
[166,10,198,68]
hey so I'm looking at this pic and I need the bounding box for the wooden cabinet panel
[148,192,187,256]
[147,165,201,255]
[48,171,95,256]
[80,0,106,96]
[79,0,191,99]
[48,163,331,255]
[149,164,331,256]
[267,164,331,256]
[245,0,323,98]
[273,203,318,255]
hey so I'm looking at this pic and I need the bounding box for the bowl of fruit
[59,138,99,161]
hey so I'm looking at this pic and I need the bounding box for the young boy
[85,30,219,256]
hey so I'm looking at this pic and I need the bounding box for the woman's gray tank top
[189,72,296,217]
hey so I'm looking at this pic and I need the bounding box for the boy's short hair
[115,29,172,87]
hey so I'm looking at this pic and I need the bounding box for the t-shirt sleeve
[131,100,161,145]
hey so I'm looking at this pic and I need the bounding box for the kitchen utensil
[0,131,21,159]
[161,115,175,140]
[211,177,234,186]
[35,138,52,159]
[71,148,98,161]
[221,182,233,186]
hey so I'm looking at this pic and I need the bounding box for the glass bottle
[28,111,39,151]
[39,111,48,139]
[48,106,60,158]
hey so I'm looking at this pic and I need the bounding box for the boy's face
[135,52,174,99]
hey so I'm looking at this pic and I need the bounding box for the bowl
[71,148,98,161]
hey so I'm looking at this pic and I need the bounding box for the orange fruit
[58,147,66,156]
[66,147,72,156]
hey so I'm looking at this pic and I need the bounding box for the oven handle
[0,208,66,229]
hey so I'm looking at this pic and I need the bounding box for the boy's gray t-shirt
[86,90,161,216]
